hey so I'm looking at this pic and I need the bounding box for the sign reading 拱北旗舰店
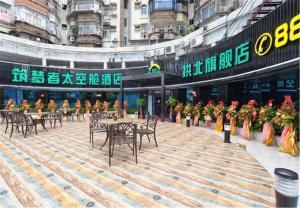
[181,41,250,78]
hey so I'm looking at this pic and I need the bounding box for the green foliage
[127,108,138,114]
[136,98,146,107]
[106,92,116,101]
[166,96,176,107]
[250,120,263,132]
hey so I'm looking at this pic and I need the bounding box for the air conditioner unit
[155,48,165,56]
[70,36,75,42]
[144,50,154,58]
[165,46,174,54]
[180,40,189,49]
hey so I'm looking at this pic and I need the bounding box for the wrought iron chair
[22,114,37,138]
[108,122,137,166]
[0,111,7,124]
[89,112,108,148]
[117,109,124,118]
[137,115,158,150]
[52,110,63,128]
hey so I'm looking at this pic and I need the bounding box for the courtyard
[0,120,275,207]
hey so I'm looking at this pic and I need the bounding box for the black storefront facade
[0,0,299,117]
[163,0,299,106]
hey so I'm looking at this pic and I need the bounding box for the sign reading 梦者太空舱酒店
[181,41,250,78]
[0,61,127,89]
[11,68,122,86]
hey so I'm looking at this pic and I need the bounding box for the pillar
[161,73,165,122]
[103,62,108,69]
[70,61,74,69]
[42,58,47,67]
[147,93,153,115]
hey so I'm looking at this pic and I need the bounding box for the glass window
[141,5,147,15]
[200,1,216,22]
[151,0,175,11]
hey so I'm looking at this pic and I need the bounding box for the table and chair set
[89,111,159,166]
[0,110,64,138]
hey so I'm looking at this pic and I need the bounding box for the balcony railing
[67,3,102,16]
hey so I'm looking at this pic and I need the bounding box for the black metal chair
[108,122,137,167]
[52,110,63,128]
[137,115,159,150]
[22,114,37,138]
[117,109,124,118]
[89,112,108,148]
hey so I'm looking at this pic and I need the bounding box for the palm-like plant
[136,98,146,118]
[166,96,177,120]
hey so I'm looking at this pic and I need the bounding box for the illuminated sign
[182,41,250,78]
[148,64,161,74]
[11,68,122,87]
[255,13,300,56]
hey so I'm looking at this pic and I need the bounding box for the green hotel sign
[148,63,161,74]
[10,68,122,87]
[181,41,250,78]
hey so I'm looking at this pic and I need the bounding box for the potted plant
[35,99,44,113]
[48,99,57,113]
[174,102,183,124]
[166,96,176,122]
[202,100,215,128]
[258,99,276,145]
[85,100,92,114]
[136,98,146,119]
[193,101,203,126]
[19,99,31,113]
[273,96,298,156]
[238,100,257,140]
[183,103,193,127]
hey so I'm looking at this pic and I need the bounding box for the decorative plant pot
[237,127,243,136]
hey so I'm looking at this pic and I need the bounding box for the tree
[166,96,176,120]
[136,98,146,118]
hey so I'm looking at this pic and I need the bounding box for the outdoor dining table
[25,112,49,130]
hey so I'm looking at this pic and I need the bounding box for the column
[147,93,153,115]
[121,61,126,69]
[160,73,165,122]
[42,58,47,66]
[103,62,108,69]
[70,61,74,69]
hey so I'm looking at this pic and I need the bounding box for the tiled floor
[0,120,277,207]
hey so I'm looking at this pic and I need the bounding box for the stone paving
[0,119,275,207]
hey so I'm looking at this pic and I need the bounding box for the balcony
[67,2,102,19]
[14,21,50,42]
[76,35,102,47]
[148,28,176,40]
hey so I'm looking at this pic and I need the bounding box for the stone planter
[128,114,137,119]
[237,127,243,136]
[199,121,205,127]
[252,132,263,142]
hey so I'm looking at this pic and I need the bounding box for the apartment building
[0,0,249,47]
[0,0,14,34]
